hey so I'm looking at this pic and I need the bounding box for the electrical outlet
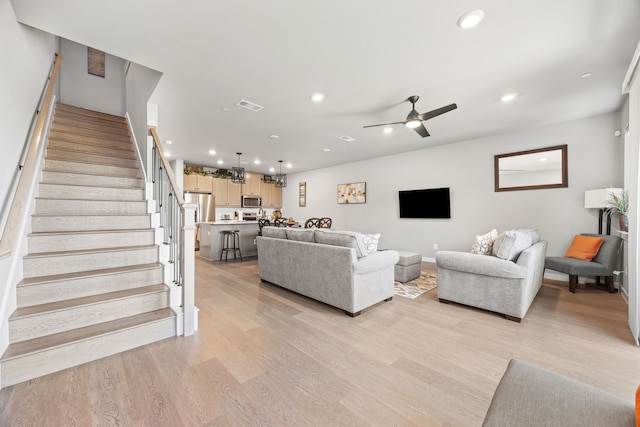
[253,238,257,245]
[433,243,438,250]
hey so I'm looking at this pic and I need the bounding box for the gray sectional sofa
[256,227,399,316]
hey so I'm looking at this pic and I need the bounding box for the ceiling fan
[363,96,457,138]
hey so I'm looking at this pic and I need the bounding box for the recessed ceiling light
[322,148,331,152]
[165,140,172,145]
[269,167,275,172]
[217,160,224,164]
[580,72,592,79]
[539,157,548,162]
[286,163,292,168]
[221,107,229,111]
[311,92,325,102]
[165,152,171,157]
[457,10,485,29]
[209,150,216,155]
[268,134,280,139]
[501,93,518,102]
[383,127,394,134]
[254,159,260,164]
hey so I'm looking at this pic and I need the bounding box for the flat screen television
[399,187,451,219]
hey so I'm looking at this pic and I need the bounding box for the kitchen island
[198,221,260,261]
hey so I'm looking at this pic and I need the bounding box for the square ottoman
[395,251,422,283]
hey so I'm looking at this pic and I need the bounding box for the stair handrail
[0,53,61,260]
[148,126,196,336]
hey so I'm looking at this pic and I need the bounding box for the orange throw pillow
[636,385,640,427]
[564,235,604,261]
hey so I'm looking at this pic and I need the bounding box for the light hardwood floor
[1,256,638,426]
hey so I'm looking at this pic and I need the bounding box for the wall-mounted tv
[399,187,451,219]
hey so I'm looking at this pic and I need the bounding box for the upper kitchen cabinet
[259,181,282,208]
[213,177,241,207]
[242,172,261,196]
[184,174,212,193]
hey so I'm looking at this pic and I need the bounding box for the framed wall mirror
[494,145,568,192]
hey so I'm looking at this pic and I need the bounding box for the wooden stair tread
[39,182,144,192]
[22,244,156,259]
[18,263,163,287]
[28,228,152,238]
[51,117,131,135]
[41,170,144,183]
[55,104,127,123]
[12,284,168,318]
[35,196,146,203]
[46,144,137,160]
[1,308,174,360]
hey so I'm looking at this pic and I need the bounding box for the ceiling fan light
[405,120,421,129]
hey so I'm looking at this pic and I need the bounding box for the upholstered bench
[394,251,422,283]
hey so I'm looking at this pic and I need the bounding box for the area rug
[394,272,438,299]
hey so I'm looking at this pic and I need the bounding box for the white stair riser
[51,117,131,136]
[41,171,143,189]
[23,247,158,278]
[38,183,144,202]
[43,159,141,179]
[46,149,138,168]
[31,215,151,232]
[1,316,175,387]
[10,290,169,342]
[49,126,131,143]
[17,266,164,307]
[28,230,155,254]
[48,139,136,159]
[35,199,147,215]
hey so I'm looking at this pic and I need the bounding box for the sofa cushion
[361,233,381,254]
[471,229,498,255]
[315,229,368,258]
[493,229,539,261]
[286,228,315,242]
[261,226,287,239]
[564,235,604,261]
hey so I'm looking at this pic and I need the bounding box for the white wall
[0,0,56,222]
[59,39,126,116]
[283,112,623,259]
[125,63,162,176]
[0,0,56,366]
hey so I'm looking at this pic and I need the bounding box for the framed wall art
[299,182,306,207]
[337,182,366,204]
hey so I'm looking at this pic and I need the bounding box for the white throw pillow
[471,229,498,255]
[492,229,537,261]
[361,233,381,254]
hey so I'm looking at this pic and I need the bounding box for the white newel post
[182,203,197,336]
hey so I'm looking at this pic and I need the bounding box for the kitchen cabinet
[183,174,212,193]
[242,172,261,196]
[259,181,282,208]
[213,178,241,207]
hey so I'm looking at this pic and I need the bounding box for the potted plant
[605,189,629,232]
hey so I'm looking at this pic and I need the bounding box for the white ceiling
[11,0,640,176]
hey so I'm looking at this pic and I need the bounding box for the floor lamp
[584,188,623,235]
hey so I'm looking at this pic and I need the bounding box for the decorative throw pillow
[261,226,287,239]
[492,229,538,261]
[636,385,640,427]
[471,229,498,255]
[564,235,604,261]
[361,233,381,254]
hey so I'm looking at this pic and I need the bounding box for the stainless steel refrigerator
[184,193,215,250]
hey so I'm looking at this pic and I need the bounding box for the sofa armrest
[484,359,635,427]
[436,251,527,279]
[353,250,400,274]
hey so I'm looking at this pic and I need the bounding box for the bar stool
[219,230,242,261]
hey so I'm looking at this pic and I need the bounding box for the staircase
[0,104,177,388]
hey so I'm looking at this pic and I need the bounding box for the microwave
[242,196,262,208]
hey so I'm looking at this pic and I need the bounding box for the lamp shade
[584,188,623,208]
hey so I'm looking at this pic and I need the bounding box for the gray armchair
[436,240,547,322]
[544,233,621,293]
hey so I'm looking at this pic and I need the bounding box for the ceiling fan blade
[418,103,457,121]
[413,123,430,138]
[363,121,405,128]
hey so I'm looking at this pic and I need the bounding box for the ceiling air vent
[338,135,356,142]
[235,99,264,112]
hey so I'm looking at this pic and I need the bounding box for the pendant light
[274,160,287,188]
[231,152,246,184]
